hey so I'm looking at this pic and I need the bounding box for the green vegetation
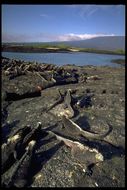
[115,49,125,54]
[52,43,70,49]
[27,43,71,49]
[71,47,125,55]
[111,59,125,65]
[2,43,125,55]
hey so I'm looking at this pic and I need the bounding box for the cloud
[66,5,100,18]
[2,32,58,42]
[79,5,98,18]
[2,32,115,42]
[66,5,122,19]
[56,33,115,41]
[40,14,49,18]
[2,33,34,42]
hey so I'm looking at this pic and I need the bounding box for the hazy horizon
[2,5,125,43]
[2,35,125,44]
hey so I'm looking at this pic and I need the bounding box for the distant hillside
[2,36,125,52]
[45,36,125,51]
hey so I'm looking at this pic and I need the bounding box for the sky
[2,4,125,42]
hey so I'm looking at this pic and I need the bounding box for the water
[2,51,125,67]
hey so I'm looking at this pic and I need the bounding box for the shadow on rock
[37,136,56,147]
[5,91,41,101]
[43,123,59,132]
[27,141,64,186]
[2,120,20,144]
[77,94,93,108]
[2,100,12,123]
[2,108,8,124]
[75,115,91,131]
[80,138,125,160]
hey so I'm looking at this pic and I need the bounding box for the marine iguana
[62,115,111,141]
[2,140,37,187]
[47,89,75,118]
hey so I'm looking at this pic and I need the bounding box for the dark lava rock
[1,57,125,187]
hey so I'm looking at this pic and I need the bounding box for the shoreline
[111,58,125,66]
[2,57,125,187]
[2,45,125,56]
[2,53,125,68]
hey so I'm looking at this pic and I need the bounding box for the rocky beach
[1,57,125,187]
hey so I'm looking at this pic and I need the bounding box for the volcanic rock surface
[1,57,125,187]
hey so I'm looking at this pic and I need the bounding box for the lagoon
[2,51,125,67]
